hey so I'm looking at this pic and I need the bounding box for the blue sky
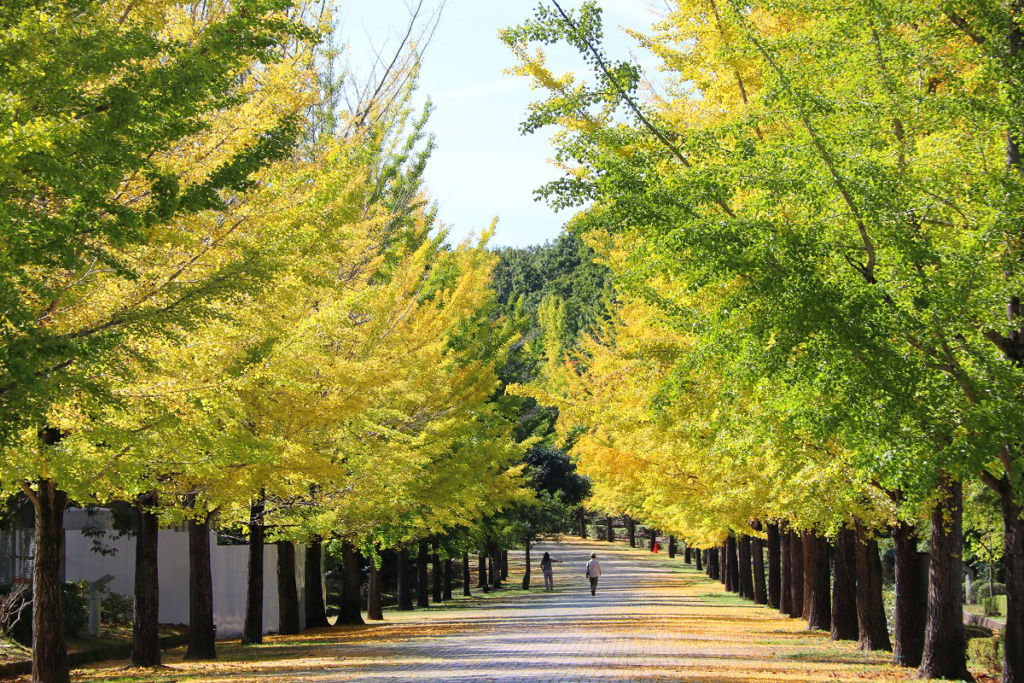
[341,1,663,248]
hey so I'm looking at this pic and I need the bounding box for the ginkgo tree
[504,0,1024,679]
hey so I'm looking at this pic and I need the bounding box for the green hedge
[983,595,1008,618]
[967,633,1004,675]
[966,580,1006,603]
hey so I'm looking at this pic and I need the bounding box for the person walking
[540,551,561,591]
[585,552,602,595]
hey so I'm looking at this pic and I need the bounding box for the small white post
[86,574,115,638]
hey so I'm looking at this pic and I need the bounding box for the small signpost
[86,575,115,638]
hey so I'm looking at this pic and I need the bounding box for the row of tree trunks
[277,541,300,635]
[767,523,781,609]
[241,499,265,644]
[831,526,858,642]
[790,530,805,618]
[708,547,720,581]
[751,530,767,605]
[738,534,753,599]
[522,540,532,589]
[397,548,413,610]
[417,541,430,608]
[30,478,69,683]
[444,557,454,600]
[854,520,889,651]
[892,521,924,668]
[305,539,330,627]
[132,494,161,667]
[779,527,792,616]
[727,535,740,593]
[338,541,364,625]
[368,560,384,620]
[432,542,442,603]
[805,531,831,631]
[918,477,971,680]
[186,514,217,660]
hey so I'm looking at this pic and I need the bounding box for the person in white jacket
[585,553,602,595]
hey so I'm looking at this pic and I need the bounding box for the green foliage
[100,590,134,626]
[971,582,1007,603]
[967,633,1004,674]
[983,595,1007,618]
[0,0,315,448]
[62,582,88,637]
[0,582,87,644]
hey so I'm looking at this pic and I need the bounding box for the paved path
[72,538,906,683]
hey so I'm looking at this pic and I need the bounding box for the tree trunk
[579,508,587,538]
[790,530,804,619]
[1000,488,1023,683]
[780,527,793,616]
[767,522,781,610]
[695,547,703,571]
[185,514,216,660]
[606,517,615,542]
[397,548,413,610]
[337,541,363,625]
[276,541,300,635]
[728,535,740,593]
[650,527,657,551]
[304,538,330,628]
[801,529,814,621]
[831,525,858,642]
[669,535,677,558]
[892,521,925,668]
[443,558,454,601]
[431,542,442,603]
[806,532,831,632]
[501,550,508,580]
[462,553,472,597]
[738,534,753,600]
[29,478,69,683]
[417,540,429,607]
[478,553,488,591]
[522,541,532,590]
[132,494,161,667]
[854,520,890,651]
[709,547,719,581]
[752,527,767,605]
[367,560,383,620]
[490,550,502,590]
[918,477,971,680]
[241,497,264,645]
[627,517,636,547]
[684,542,691,563]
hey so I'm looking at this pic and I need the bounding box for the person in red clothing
[585,553,602,595]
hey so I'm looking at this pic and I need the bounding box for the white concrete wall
[64,522,310,638]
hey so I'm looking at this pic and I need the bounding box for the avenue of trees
[3,1,1021,682]
[502,1,1024,682]
[0,1,550,681]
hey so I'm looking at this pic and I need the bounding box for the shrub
[0,581,91,644]
[967,634,1004,675]
[100,590,134,625]
[967,581,1006,603]
[982,595,1008,618]
[62,582,89,637]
